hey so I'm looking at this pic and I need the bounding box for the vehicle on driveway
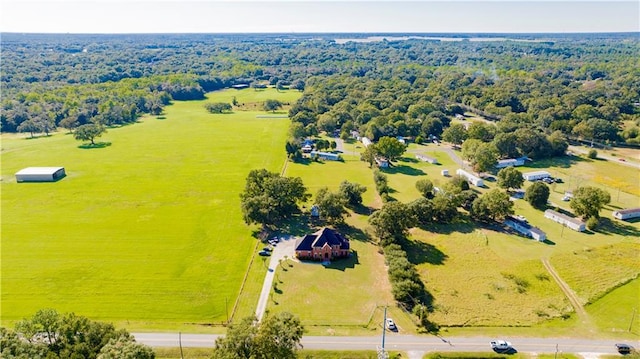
[258,250,271,256]
[262,247,272,252]
[385,318,397,331]
[490,340,512,351]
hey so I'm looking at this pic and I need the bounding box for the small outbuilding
[15,167,66,182]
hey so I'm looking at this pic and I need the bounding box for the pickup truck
[490,340,512,351]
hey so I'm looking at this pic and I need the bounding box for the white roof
[15,167,64,175]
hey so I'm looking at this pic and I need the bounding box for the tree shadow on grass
[335,223,372,242]
[594,217,640,237]
[417,218,476,235]
[399,238,447,266]
[351,204,376,216]
[323,250,359,271]
[397,157,419,164]
[78,142,111,149]
[383,165,425,176]
[523,154,587,169]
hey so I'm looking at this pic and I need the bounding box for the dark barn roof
[296,227,349,251]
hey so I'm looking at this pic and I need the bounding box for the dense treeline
[2,33,639,146]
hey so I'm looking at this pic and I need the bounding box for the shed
[441,169,449,177]
[15,167,66,182]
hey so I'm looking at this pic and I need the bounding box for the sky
[0,0,638,34]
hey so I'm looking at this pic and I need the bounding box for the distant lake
[333,36,546,44]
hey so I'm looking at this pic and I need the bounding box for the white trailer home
[456,169,484,187]
[15,167,66,182]
[544,209,586,232]
[523,170,551,182]
[612,208,640,220]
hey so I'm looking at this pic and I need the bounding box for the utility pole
[225,297,229,324]
[179,332,184,359]
[629,308,636,332]
[377,306,389,359]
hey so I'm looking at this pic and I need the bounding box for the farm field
[0,88,300,330]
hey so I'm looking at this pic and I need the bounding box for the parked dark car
[258,250,271,257]
[615,343,632,354]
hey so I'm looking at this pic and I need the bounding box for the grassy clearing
[586,277,640,335]
[1,89,300,330]
[155,347,212,359]
[371,143,640,333]
[423,352,530,359]
[301,350,404,358]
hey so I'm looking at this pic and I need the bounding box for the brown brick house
[294,227,350,261]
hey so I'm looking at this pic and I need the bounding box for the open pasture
[371,143,640,332]
[1,89,299,330]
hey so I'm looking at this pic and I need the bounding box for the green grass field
[1,88,300,330]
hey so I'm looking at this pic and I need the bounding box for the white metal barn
[522,170,551,181]
[15,167,66,182]
[456,169,484,187]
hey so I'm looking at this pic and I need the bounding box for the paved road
[133,332,638,356]
[254,236,297,321]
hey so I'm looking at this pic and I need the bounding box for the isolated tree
[314,187,348,223]
[205,102,232,114]
[447,174,470,192]
[415,178,434,198]
[74,124,105,145]
[360,145,378,167]
[263,99,282,112]
[442,123,467,146]
[525,182,550,209]
[570,186,611,219]
[587,149,598,159]
[240,169,310,227]
[374,136,406,162]
[339,180,367,207]
[368,201,416,243]
[497,167,524,191]
[471,189,514,222]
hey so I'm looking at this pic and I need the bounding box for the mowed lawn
[267,148,402,335]
[1,89,298,330]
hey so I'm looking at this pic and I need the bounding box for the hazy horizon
[1,1,638,34]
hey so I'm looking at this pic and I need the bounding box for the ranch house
[15,167,66,182]
[295,227,350,261]
[416,154,439,164]
[495,157,527,169]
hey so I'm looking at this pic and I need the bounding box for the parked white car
[385,318,396,330]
